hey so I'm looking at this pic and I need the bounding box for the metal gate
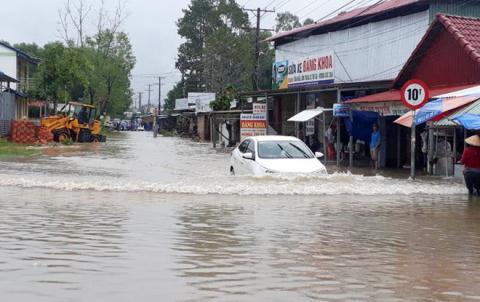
[0,92,16,136]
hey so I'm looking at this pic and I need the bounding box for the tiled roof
[437,14,480,65]
[267,0,426,42]
[394,14,480,87]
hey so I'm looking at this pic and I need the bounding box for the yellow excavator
[41,101,106,143]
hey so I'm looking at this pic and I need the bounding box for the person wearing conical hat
[461,135,480,196]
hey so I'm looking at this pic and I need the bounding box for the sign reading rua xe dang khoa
[272,52,334,89]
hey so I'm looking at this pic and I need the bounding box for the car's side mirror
[242,152,255,160]
[315,152,324,158]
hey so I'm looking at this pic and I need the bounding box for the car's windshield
[258,141,314,159]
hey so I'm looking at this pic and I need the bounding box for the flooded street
[1,132,480,301]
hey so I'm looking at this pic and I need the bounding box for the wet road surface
[0,132,479,301]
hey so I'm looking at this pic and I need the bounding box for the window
[247,140,256,154]
[238,140,250,153]
[258,141,314,159]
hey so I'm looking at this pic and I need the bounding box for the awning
[394,95,478,127]
[434,100,480,129]
[288,109,324,122]
[345,84,477,104]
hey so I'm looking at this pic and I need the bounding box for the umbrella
[394,95,478,128]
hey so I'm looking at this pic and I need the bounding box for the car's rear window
[258,141,314,159]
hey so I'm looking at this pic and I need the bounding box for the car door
[232,139,250,175]
[244,139,260,175]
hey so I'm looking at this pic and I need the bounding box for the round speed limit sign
[401,79,430,110]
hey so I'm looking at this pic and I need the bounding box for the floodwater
[0,132,479,301]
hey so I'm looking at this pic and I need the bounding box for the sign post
[401,79,430,179]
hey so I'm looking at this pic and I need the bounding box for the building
[243,0,480,165]
[347,13,480,172]
[0,42,39,136]
[0,41,39,92]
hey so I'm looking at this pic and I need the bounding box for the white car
[230,136,327,176]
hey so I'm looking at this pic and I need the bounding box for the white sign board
[188,93,216,113]
[287,51,335,88]
[175,98,189,111]
[253,103,267,114]
[240,113,267,140]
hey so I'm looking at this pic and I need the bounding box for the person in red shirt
[461,135,480,196]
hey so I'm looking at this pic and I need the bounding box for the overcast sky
[0,0,374,105]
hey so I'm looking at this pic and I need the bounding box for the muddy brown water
[0,132,479,301]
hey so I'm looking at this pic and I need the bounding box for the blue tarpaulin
[344,111,379,143]
[453,113,480,130]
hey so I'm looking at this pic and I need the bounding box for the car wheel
[230,166,235,176]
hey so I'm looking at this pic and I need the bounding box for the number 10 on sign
[401,79,430,110]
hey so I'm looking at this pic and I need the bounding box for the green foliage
[14,42,43,58]
[303,18,315,26]
[210,85,237,111]
[171,0,274,101]
[14,32,135,117]
[275,12,302,33]
[165,81,185,112]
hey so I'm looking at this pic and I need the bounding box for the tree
[176,0,250,92]
[165,81,185,112]
[31,42,92,111]
[275,12,301,33]
[168,0,275,110]
[210,85,237,111]
[13,42,43,58]
[303,18,315,26]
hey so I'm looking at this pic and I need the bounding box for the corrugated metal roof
[267,0,427,43]
[434,99,480,127]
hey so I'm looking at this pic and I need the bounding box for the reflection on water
[0,133,479,301]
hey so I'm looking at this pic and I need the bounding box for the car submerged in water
[230,136,327,176]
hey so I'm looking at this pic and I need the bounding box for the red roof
[268,0,425,42]
[394,14,480,87]
[345,84,477,104]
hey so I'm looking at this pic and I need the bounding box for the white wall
[276,10,429,84]
[0,44,18,89]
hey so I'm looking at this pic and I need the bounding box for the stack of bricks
[10,120,53,145]
[36,126,53,144]
[10,120,37,144]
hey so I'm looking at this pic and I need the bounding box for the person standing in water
[370,124,381,170]
[461,135,480,196]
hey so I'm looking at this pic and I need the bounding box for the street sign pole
[400,79,430,180]
[411,110,416,179]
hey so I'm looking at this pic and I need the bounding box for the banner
[188,93,216,113]
[174,98,189,111]
[272,61,289,90]
[273,51,334,89]
[333,103,350,117]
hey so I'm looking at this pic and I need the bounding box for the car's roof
[246,135,301,142]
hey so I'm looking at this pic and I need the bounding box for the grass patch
[0,139,39,157]
[100,127,114,136]
[159,130,176,137]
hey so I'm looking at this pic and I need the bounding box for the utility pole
[146,84,153,113]
[244,7,275,90]
[158,76,165,114]
[138,92,142,113]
